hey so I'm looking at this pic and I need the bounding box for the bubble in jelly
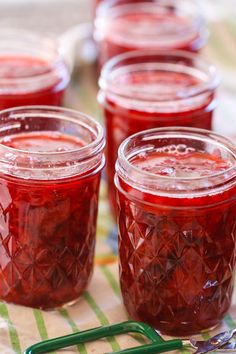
[132,143,232,180]
[155,144,196,156]
[56,146,69,152]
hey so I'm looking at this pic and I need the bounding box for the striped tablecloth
[1,5,236,354]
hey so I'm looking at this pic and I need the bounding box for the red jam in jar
[94,0,208,66]
[0,106,105,309]
[115,127,236,336]
[0,30,70,109]
[99,51,219,217]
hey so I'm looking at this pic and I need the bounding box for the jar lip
[99,50,220,105]
[0,28,70,94]
[95,0,208,49]
[97,0,202,17]
[0,106,105,158]
[116,127,236,196]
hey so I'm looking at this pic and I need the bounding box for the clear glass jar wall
[0,106,105,309]
[116,127,236,336]
[99,50,219,217]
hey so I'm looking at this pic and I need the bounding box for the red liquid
[103,70,216,216]
[117,147,236,335]
[0,56,69,109]
[97,9,204,66]
[0,132,101,308]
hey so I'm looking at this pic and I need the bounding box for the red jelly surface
[98,10,204,65]
[103,70,215,216]
[0,132,101,308]
[0,56,69,109]
[117,147,236,335]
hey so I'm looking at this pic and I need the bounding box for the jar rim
[95,0,208,50]
[0,105,105,158]
[0,29,70,94]
[0,106,105,181]
[116,127,236,197]
[99,50,220,110]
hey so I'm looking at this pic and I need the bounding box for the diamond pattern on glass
[118,197,236,336]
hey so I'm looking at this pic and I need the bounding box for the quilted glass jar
[99,50,219,217]
[0,106,105,309]
[115,127,236,336]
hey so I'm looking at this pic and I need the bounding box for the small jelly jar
[0,106,105,309]
[94,0,208,66]
[115,127,236,336]
[0,29,70,110]
[99,50,219,217]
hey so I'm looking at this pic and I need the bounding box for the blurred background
[0,0,235,34]
[0,0,234,135]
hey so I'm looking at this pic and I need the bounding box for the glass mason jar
[99,50,219,217]
[115,127,236,336]
[0,29,70,110]
[94,0,208,66]
[0,106,105,309]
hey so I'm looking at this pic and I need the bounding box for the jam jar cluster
[0,0,235,341]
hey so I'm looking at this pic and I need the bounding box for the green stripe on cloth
[33,309,49,341]
[100,267,152,347]
[0,302,21,353]
[180,348,191,354]
[84,291,121,352]
[224,314,236,329]
[33,309,57,354]
[201,332,210,340]
[59,308,87,354]
[100,266,121,298]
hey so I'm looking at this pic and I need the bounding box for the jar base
[61,297,82,309]
[125,308,224,337]
[35,297,82,312]
[153,322,222,337]
[159,321,221,339]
